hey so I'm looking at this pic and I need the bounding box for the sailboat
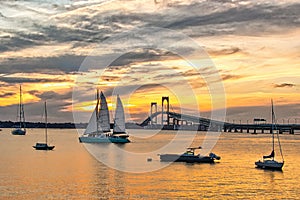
[79,90,112,143]
[11,85,26,135]
[33,101,55,150]
[255,100,284,170]
[109,95,130,143]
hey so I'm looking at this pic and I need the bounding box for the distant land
[0,121,143,129]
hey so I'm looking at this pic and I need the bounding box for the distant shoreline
[0,121,87,129]
[0,121,143,129]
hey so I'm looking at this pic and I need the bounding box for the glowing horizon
[0,0,299,123]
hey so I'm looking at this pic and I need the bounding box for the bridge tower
[150,102,158,125]
[162,96,170,125]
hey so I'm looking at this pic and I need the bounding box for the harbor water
[0,128,299,199]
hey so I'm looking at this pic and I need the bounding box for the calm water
[0,128,300,199]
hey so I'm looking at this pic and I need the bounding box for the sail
[113,95,126,133]
[84,108,98,134]
[263,150,275,159]
[98,92,110,132]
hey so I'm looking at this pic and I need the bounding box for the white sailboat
[79,90,111,143]
[33,101,55,150]
[110,95,130,143]
[255,100,284,170]
[11,85,26,135]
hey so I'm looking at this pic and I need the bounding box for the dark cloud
[0,76,70,84]
[0,55,85,75]
[36,91,72,101]
[0,92,14,98]
[1,1,299,56]
[0,32,45,53]
[208,47,243,56]
[222,74,244,81]
[0,12,5,18]
[274,83,296,88]
[166,3,300,29]
[109,49,177,67]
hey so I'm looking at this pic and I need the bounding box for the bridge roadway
[140,111,300,134]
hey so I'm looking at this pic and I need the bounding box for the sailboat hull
[33,143,55,150]
[79,134,130,143]
[11,129,26,135]
[255,160,284,170]
[79,135,111,143]
[109,136,130,144]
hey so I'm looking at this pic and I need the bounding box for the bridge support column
[162,96,169,125]
[150,102,157,125]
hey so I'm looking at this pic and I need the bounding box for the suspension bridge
[139,96,300,134]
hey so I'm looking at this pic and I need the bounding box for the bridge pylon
[162,96,170,125]
[150,102,158,125]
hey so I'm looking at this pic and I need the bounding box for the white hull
[79,134,111,143]
[79,134,130,143]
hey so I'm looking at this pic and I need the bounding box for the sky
[0,0,299,124]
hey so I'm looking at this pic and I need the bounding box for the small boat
[79,90,111,143]
[255,100,284,170]
[33,101,55,150]
[160,147,220,163]
[110,95,130,144]
[11,85,26,135]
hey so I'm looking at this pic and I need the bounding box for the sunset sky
[0,0,299,124]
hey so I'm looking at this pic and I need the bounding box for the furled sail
[263,150,275,159]
[113,95,126,133]
[98,92,110,132]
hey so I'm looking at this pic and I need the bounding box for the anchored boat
[79,91,130,144]
[160,146,220,163]
[255,100,284,170]
[79,90,111,143]
[33,101,55,150]
[110,95,130,143]
[11,85,26,135]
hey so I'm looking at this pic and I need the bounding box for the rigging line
[40,103,45,124]
[273,104,284,162]
[170,104,175,112]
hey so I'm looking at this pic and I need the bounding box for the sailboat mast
[19,85,22,128]
[96,89,100,133]
[271,99,275,160]
[45,101,48,145]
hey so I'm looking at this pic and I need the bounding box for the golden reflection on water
[0,129,300,199]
